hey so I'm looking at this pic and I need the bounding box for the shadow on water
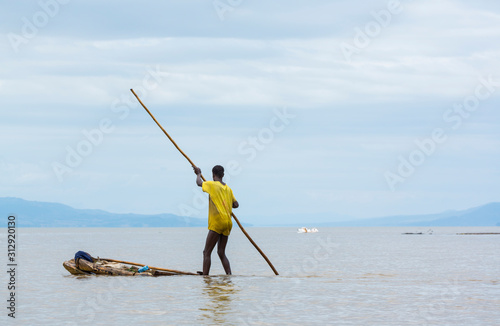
[198,276,239,325]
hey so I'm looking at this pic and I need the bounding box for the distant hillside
[2,197,499,227]
[410,203,500,227]
[1,197,207,227]
[320,202,500,227]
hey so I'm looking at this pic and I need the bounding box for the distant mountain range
[2,197,206,227]
[312,202,500,227]
[1,197,499,227]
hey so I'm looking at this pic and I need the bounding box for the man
[193,165,239,275]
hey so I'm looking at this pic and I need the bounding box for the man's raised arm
[193,166,203,187]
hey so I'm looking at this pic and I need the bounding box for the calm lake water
[1,227,499,325]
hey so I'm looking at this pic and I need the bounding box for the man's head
[212,165,224,180]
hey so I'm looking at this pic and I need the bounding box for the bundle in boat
[63,251,195,276]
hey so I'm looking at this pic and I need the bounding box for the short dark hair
[212,165,224,178]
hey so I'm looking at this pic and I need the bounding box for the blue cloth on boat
[74,251,93,262]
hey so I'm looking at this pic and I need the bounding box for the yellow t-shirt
[202,181,235,236]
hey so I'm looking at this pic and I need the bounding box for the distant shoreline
[2,197,499,227]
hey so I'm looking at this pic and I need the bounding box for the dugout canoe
[63,258,195,276]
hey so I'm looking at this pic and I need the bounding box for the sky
[1,0,500,225]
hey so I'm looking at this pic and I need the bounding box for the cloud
[1,0,500,220]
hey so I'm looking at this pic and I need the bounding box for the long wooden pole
[99,258,197,275]
[130,89,279,275]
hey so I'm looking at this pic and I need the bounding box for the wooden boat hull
[63,259,181,276]
[63,259,89,275]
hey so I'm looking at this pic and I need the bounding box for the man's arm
[193,166,203,187]
[232,200,239,209]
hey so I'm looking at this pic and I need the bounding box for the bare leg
[202,230,220,275]
[217,234,231,275]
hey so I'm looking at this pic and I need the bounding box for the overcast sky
[1,0,499,225]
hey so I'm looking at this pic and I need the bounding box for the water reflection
[199,276,238,325]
